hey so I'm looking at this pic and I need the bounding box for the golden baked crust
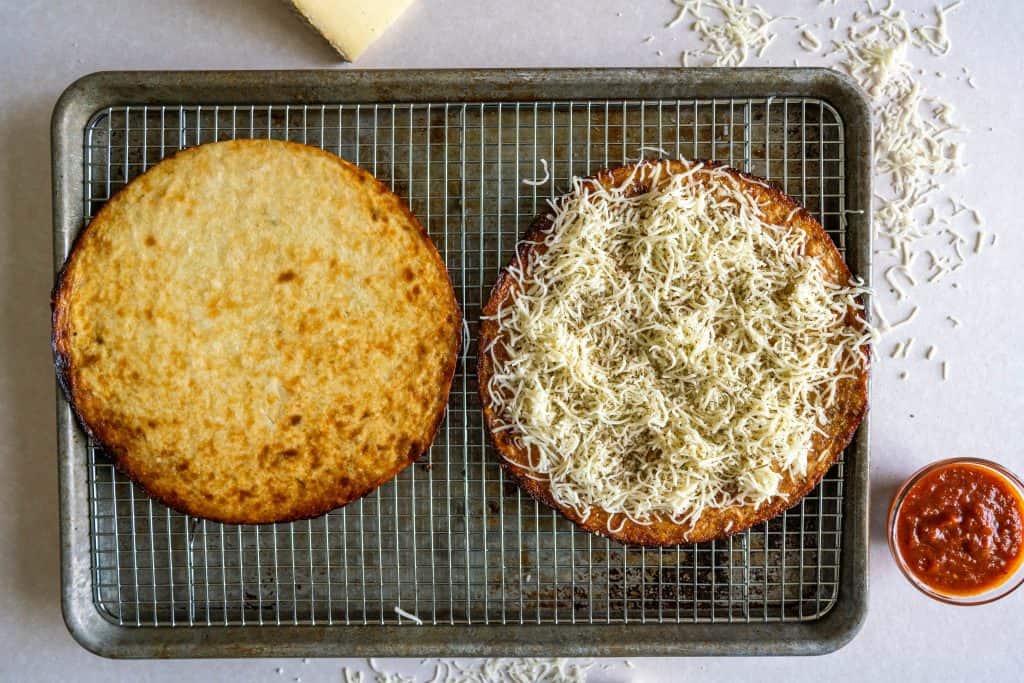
[477,160,868,546]
[53,139,460,524]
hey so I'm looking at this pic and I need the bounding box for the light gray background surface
[2,1,1022,680]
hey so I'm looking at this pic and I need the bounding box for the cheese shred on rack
[484,163,870,527]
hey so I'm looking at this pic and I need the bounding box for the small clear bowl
[887,457,1024,605]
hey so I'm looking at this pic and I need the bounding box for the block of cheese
[288,0,415,61]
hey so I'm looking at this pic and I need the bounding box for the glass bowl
[887,457,1024,605]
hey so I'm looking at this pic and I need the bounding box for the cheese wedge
[288,0,415,61]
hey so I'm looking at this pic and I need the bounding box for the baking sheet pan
[52,68,871,658]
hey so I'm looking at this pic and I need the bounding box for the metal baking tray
[52,69,871,658]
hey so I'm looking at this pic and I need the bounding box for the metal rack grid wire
[82,97,848,628]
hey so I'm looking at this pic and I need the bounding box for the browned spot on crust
[279,448,299,459]
[289,414,302,426]
[477,159,869,547]
[402,267,414,282]
[144,235,156,247]
[305,248,323,266]
[277,270,297,283]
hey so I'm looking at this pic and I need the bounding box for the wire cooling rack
[81,97,849,630]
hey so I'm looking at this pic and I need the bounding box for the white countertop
[2,1,1023,680]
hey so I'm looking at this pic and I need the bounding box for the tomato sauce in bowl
[889,459,1024,604]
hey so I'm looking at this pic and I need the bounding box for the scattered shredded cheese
[913,1,960,56]
[522,158,550,187]
[821,1,985,364]
[485,163,870,526]
[637,145,673,158]
[871,299,891,333]
[381,659,594,683]
[800,29,822,52]
[461,317,471,367]
[666,0,788,67]
[926,345,936,360]
[901,337,915,358]
[888,305,919,332]
[393,607,423,625]
[942,360,950,381]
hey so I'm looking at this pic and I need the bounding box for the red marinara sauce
[895,462,1024,596]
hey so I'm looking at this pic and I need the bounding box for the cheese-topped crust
[478,160,869,546]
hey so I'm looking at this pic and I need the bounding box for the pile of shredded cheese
[487,163,870,528]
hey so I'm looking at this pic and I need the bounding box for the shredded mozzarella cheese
[830,2,982,312]
[667,0,787,66]
[887,305,918,329]
[522,158,550,187]
[393,606,423,625]
[344,658,597,683]
[800,29,822,52]
[485,163,870,526]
